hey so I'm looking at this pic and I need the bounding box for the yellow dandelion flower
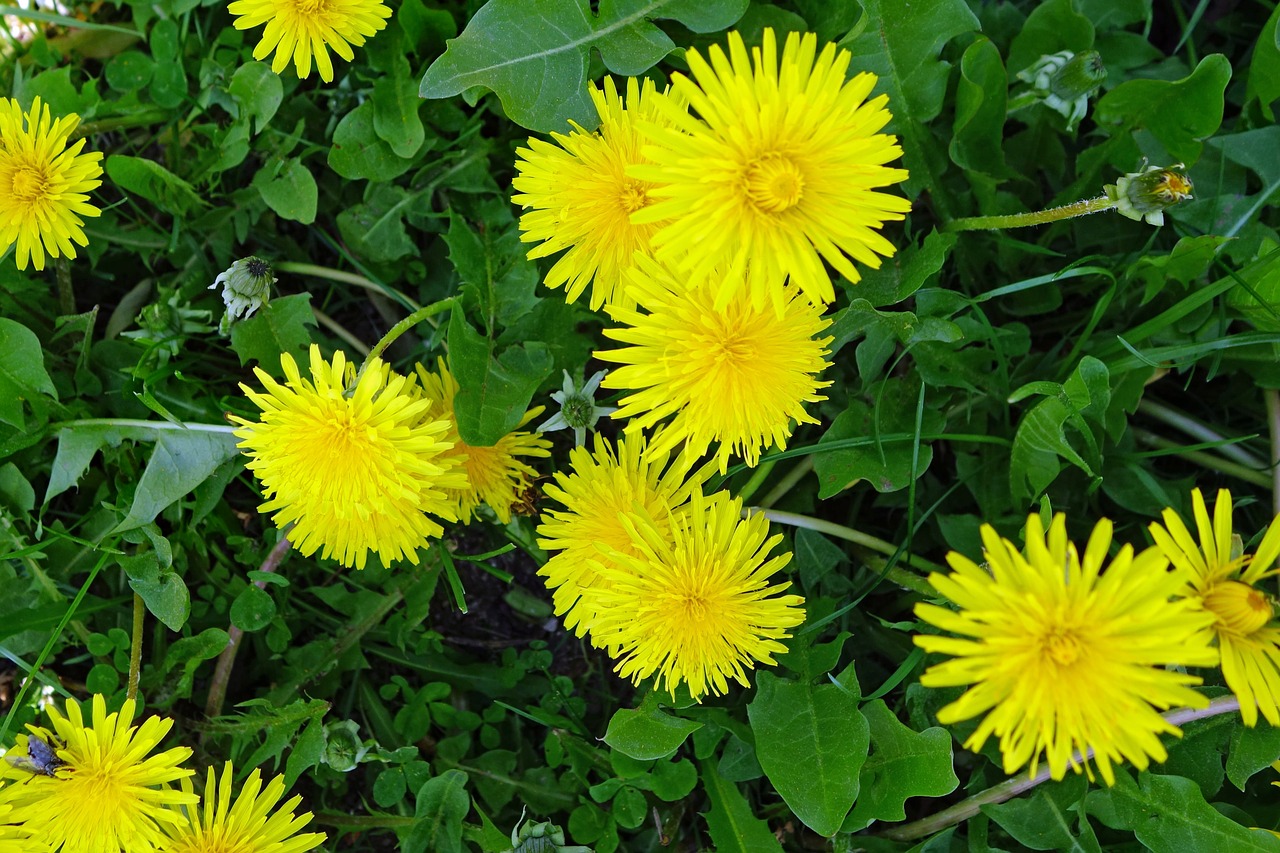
[232,345,467,570]
[915,514,1217,785]
[0,695,196,853]
[1149,488,1280,727]
[0,96,102,272]
[228,0,391,83]
[630,28,911,312]
[589,491,805,701]
[0,800,34,853]
[536,432,714,639]
[158,762,325,853]
[414,359,551,524]
[512,76,685,311]
[597,253,832,473]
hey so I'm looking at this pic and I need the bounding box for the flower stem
[1132,428,1270,488]
[755,509,940,594]
[880,694,1242,841]
[72,110,171,140]
[1267,388,1280,516]
[1138,398,1265,468]
[55,255,74,315]
[275,261,422,311]
[363,297,459,368]
[127,592,144,702]
[943,195,1116,232]
[735,460,776,504]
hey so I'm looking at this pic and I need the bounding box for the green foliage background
[2,0,1280,850]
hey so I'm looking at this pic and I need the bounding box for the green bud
[210,256,276,334]
[1104,163,1194,226]
[321,720,369,772]
[1016,50,1106,131]
[538,369,616,446]
[504,811,591,853]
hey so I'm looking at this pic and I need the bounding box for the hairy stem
[943,196,1116,232]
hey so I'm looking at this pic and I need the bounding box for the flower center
[745,154,804,214]
[11,166,50,204]
[618,180,650,214]
[1204,580,1272,638]
[1042,627,1083,667]
[291,0,331,15]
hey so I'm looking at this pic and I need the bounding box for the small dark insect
[6,733,67,778]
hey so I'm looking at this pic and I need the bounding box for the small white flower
[210,256,276,333]
[538,369,616,446]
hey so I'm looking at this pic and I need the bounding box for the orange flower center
[11,166,50,204]
[745,154,804,214]
[618,180,650,214]
[1204,580,1272,638]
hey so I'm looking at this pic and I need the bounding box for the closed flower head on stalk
[227,0,391,82]
[415,359,551,525]
[597,254,832,473]
[232,345,466,569]
[914,514,1216,785]
[512,76,684,312]
[630,28,911,312]
[0,96,103,271]
[1149,488,1280,726]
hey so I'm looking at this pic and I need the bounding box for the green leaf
[649,758,697,801]
[445,213,540,327]
[45,423,148,503]
[256,158,318,224]
[1227,723,1280,790]
[746,671,869,837]
[162,628,229,697]
[1246,5,1280,120]
[105,155,205,217]
[328,102,414,181]
[844,230,956,309]
[405,769,470,853]
[229,294,318,370]
[0,318,56,430]
[115,429,244,533]
[122,549,191,631]
[373,70,427,158]
[700,760,783,853]
[843,700,958,831]
[104,50,154,93]
[984,775,1100,853]
[447,312,553,446]
[231,586,277,632]
[1087,771,1280,853]
[229,61,283,134]
[419,0,748,133]
[603,702,702,761]
[336,184,418,263]
[1005,0,1094,75]
[950,37,1008,177]
[1010,356,1109,499]
[842,0,979,219]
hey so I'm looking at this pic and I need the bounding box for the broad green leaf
[843,700,958,831]
[1227,723,1280,790]
[229,294,318,370]
[950,38,1007,177]
[445,212,541,327]
[162,628,229,697]
[419,0,748,133]
[328,102,414,182]
[0,463,34,514]
[231,586,277,632]
[373,69,427,158]
[1005,0,1094,75]
[1087,772,1280,853]
[337,184,418,264]
[843,0,979,218]
[700,761,783,853]
[115,429,243,533]
[405,770,470,853]
[104,51,154,93]
[649,758,697,801]
[256,158,317,224]
[792,528,848,590]
[18,66,100,118]
[844,230,956,309]
[0,318,56,430]
[229,61,283,134]
[121,549,191,631]
[447,311,553,446]
[106,155,205,217]
[603,702,702,761]
[1246,5,1280,120]
[1010,357,1109,500]
[984,775,1100,853]
[747,671,869,837]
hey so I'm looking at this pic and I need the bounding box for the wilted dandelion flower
[631,28,911,311]
[0,695,196,853]
[598,254,832,472]
[0,95,102,271]
[159,762,325,853]
[1149,488,1280,727]
[512,76,684,311]
[228,0,391,83]
[589,491,805,700]
[537,432,714,638]
[232,345,465,569]
[415,359,551,524]
[915,514,1216,785]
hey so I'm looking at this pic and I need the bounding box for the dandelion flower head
[1149,488,1280,726]
[536,431,714,638]
[588,490,805,700]
[232,345,466,569]
[598,253,832,473]
[159,762,325,853]
[630,28,911,312]
[0,800,32,853]
[915,513,1216,785]
[415,359,551,525]
[0,95,102,272]
[227,0,391,83]
[0,695,196,853]
[512,76,685,311]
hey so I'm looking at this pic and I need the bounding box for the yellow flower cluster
[0,695,323,853]
[232,345,549,570]
[915,488,1280,786]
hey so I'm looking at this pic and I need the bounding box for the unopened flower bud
[210,256,276,334]
[1104,163,1194,226]
[538,369,616,446]
[1017,50,1106,130]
